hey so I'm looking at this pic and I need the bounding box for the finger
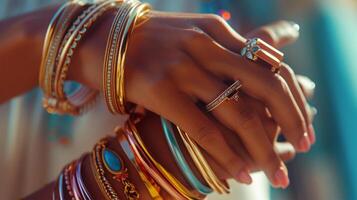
[181,28,309,153]
[296,75,316,99]
[245,22,316,145]
[280,63,316,144]
[244,24,315,145]
[240,93,280,142]
[184,67,289,188]
[246,20,300,48]
[138,73,252,184]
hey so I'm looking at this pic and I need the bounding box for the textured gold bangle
[126,120,204,200]
[103,0,151,114]
[39,0,86,115]
[91,138,140,200]
[51,1,117,115]
[177,127,230,194]
[103,1,135,114]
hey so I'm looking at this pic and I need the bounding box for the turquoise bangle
[161,117,213,195]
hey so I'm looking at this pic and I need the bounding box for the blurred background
[0,0,356,200]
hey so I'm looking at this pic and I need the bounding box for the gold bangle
[115,127,164,200]
[39,0,87,115]
[91,138,140,200]
[103,0,151,114]
[125,120,204,200]
[103,1,137,114]
[53,1,118,115]
[177,127,230,194]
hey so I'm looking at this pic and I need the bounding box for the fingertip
[236,169,253,185]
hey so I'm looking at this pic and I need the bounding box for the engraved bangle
[161,117,213,195]
[103,1,137,114]
[39,1,87,115]
[91,138,139,200]
[52,1,117,115]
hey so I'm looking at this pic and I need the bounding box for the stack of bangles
[43,0,287,199]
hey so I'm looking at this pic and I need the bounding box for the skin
[0,3,316,194]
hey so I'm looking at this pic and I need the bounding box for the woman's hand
[72,11,315,188]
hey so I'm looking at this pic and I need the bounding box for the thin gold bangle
[39,1,86,114]
[177,127,230,194]
[103,1,136,114]
[126,120,204,200]
[115,127,164,200]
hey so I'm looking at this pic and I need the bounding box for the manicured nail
[289,21,300,32]
[274,166,290,188]
[311,106,318,116]
[237,170,252,184]
[308,124,316,144]
[298,132,311,152]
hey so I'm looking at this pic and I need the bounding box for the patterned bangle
[160,117,213,195]
[176,127,230,194]
[63,162,76,200]
[115,127,164,200]
[124,119,204,200]
[39,0,86,115]
[103,0,151,114]
[52,0,117,115]
[91,138,140,200]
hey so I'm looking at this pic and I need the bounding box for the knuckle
[268,75,290,97]
[195,126,221,145]
[291,117,307,135]
[236,108,258,130]
[205,13,225,24]
[281,63,296,79]
[261,150,279,168]
[185,28,210,44]
[223,156,242,170]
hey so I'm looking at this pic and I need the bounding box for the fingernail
[311,106,318,116]
[298,132,311,152]
[308,124,316,144]
[237,170,252,184]
[289,21,300,32]
[274,166,290,188]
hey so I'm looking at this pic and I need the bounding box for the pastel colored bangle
[161,117,213,195]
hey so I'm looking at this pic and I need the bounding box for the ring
[240,38,284,73]
[205,80,242,112]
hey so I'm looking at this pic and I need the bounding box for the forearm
[0,4,107,104]
[0,7,55,103]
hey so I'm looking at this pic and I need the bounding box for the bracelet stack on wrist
[44,0,231,199]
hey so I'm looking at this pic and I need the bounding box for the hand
[75,11,315,188]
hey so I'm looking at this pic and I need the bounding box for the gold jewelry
[125,120,204,200]
[177,127,230,194]
[240,38,284,73]
[205,80,242,112]
[39,0,87,115]
[115,127,164,200]
[91,138,140,200]
[103,0,151,114]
